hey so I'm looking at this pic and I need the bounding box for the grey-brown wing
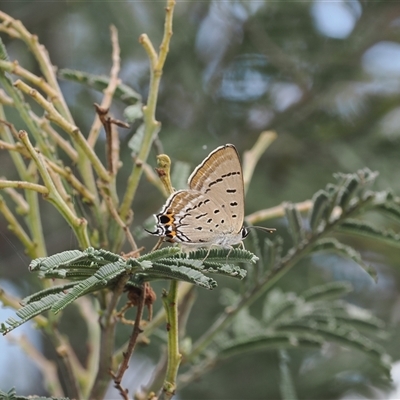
[187,144,244,233]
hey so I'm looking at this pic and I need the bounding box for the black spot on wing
[222,171,241,177]
[208,177,223,187]
[195,213,208,220]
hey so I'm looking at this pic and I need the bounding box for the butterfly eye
[241,227,249,239]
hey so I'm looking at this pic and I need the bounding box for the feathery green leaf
[276,321,390,375]
[338,219,400,247]
[29,249,85,272]
[311,238,377,282]
[135,247,181,263]
[59,68,142,104]
[0,37,10,62]
[177,248,258,264]
[140,262,217,289]
[309,190,331,232]
[123,103,143,123]
[262,289,302,326]
[219,332,324,359]
[50,261,127,314]
[337,175,360,211]
[1,294,64,334]
[128,123,145,154]
[0,387,69,400]
[375,201,400,224]
[301,281,353,302]
[284,202,305,246]
[22,282,78,305]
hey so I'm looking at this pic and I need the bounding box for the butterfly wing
[187,144,245,234]
[152,144,245,248]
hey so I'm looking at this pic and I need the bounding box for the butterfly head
[145,210,179,243]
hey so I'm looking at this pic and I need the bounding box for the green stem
[19,130,90,248]
[0,59,60,100]
[0,105,46,257]
[14,79,110,183]
[242,131,277,194]
[25,189,47,257]
[78,298,101,399]
[0,68,53,159]
[0,195,36,257]
[13,79,109,245]
[0,105,30,180]
[0,179,47,193]
[159,280,182,400]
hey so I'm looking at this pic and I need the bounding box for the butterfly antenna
[246,226,276,234]
[144,228,158,236]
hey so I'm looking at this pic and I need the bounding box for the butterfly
[149,144,273,250]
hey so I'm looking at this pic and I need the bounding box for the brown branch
[112,282,147,399]
[89,274,130,400]
[94,103,128,175]
[88,25,122,147]
[46,328,82,399]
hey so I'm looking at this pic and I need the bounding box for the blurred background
[1,1,400,399]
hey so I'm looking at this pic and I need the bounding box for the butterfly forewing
[188,144,244,233]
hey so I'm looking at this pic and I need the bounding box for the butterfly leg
[201,246,214,262]
[225,245,239,262]
[151,237,164,252]
[225,241,245,261]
